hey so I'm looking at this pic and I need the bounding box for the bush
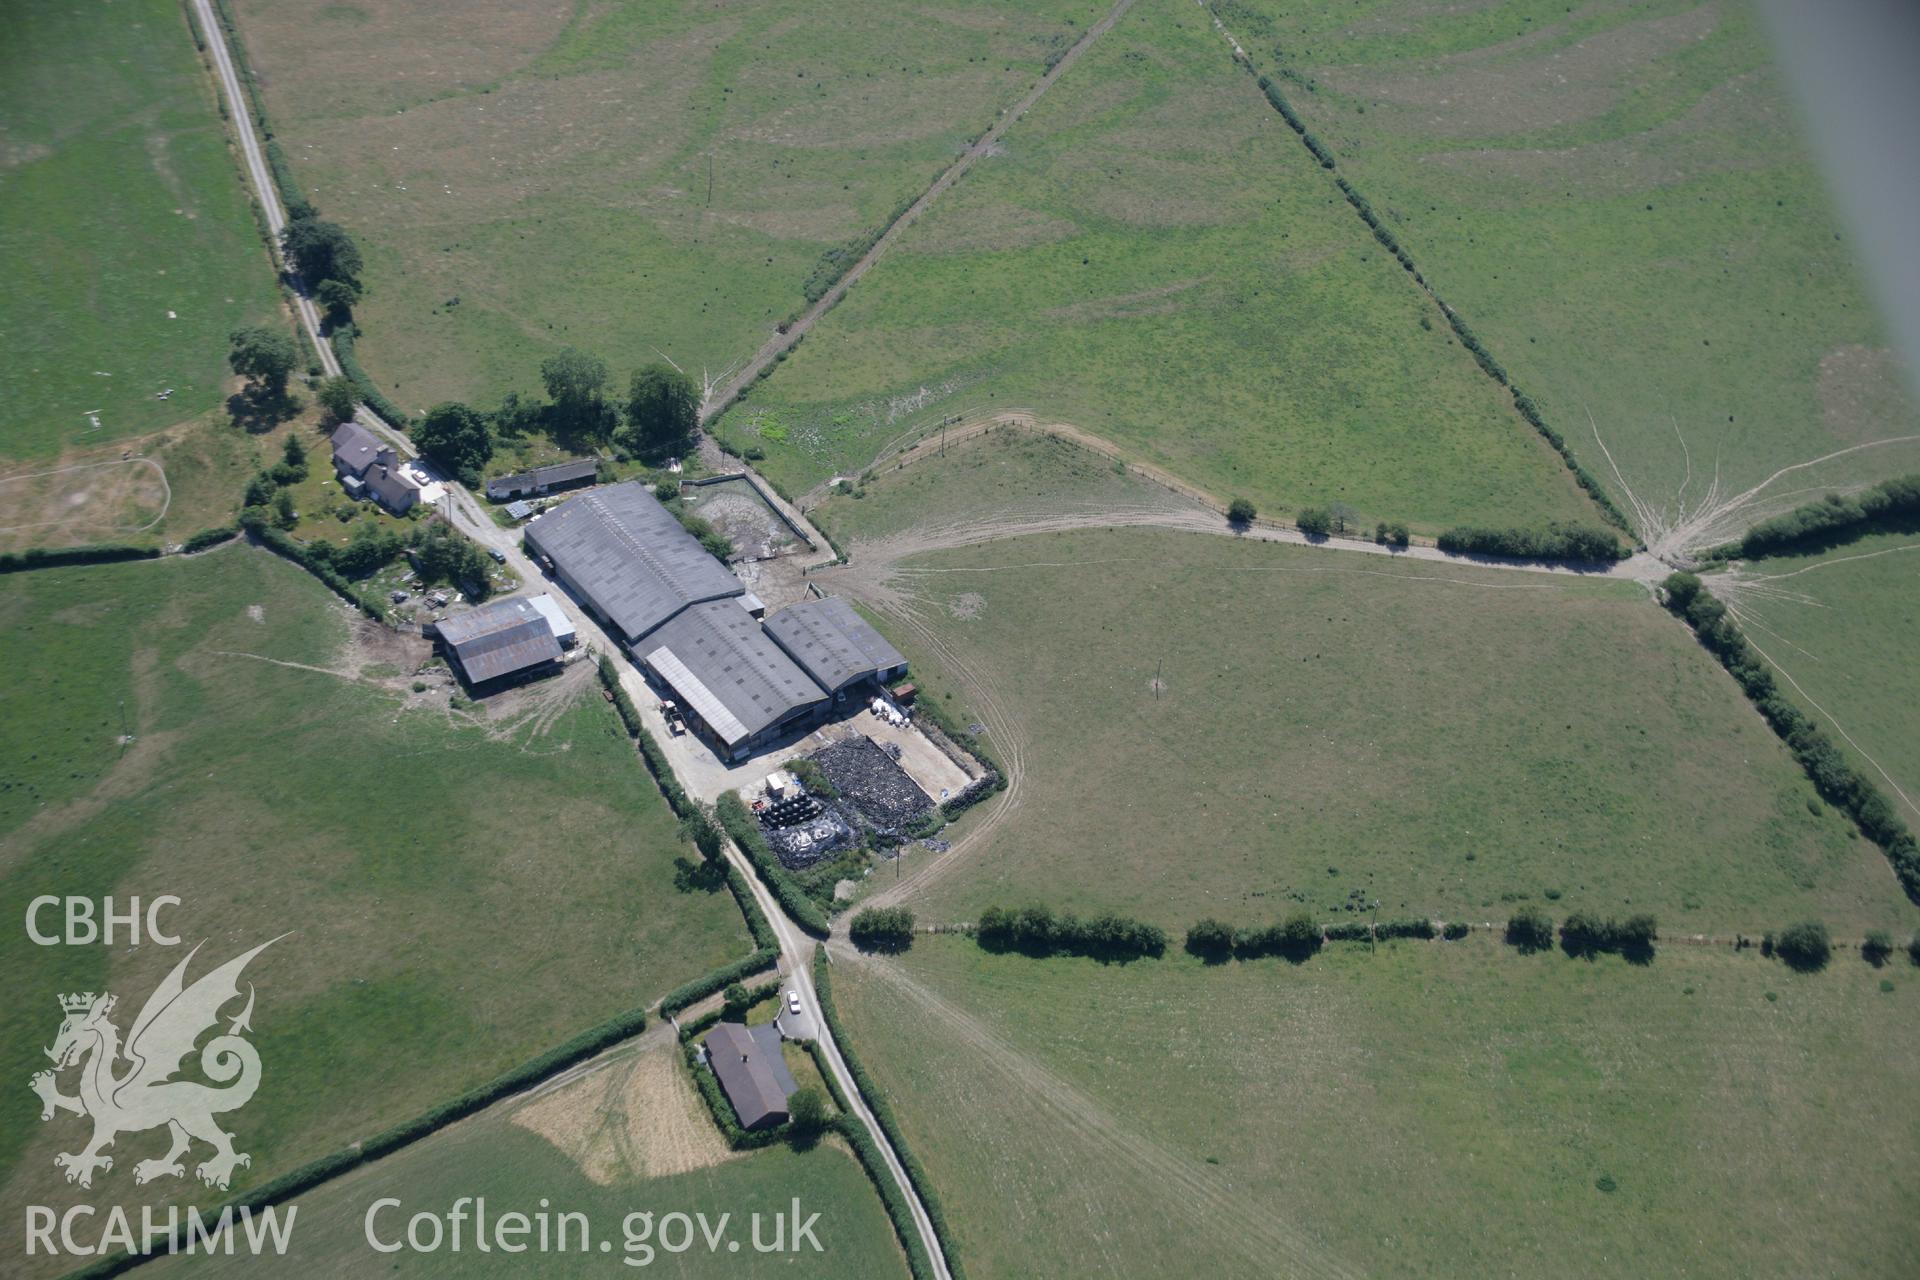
[1221,911,1322,961]
[1909,934,1920,967]
[1227,497,1256,526]
[1861,929,1893,967]
[1437,524,1623,562]
[1185,917,1235,962]
[1775,921,1832,971]
[976,904,1166,962]
[182,526,238,554]
[788,1086,829,1142]
[1296,507,1332,537]
[1442,920,1470,940]
[1505,905,1554,953]
[1559,911,1657,959]
[849,906,916,953]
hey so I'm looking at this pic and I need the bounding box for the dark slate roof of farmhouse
[705,1022,795,1130]
[763,597,906,693]
[435,597,561,683]
[330,421,381,476]
[362,457,419,510]
[642,600,825,746]
[522,482,741,643]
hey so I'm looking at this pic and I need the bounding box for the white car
[787,990,803,1017]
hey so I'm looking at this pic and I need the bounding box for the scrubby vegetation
[1437,524,1624,562]
[850,906,917,953]
[976,904,1167,962]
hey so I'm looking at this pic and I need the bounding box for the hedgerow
[1436,523,1624,562]
[813,949,963,1279]
[1664,572,1920,903]
[849,906,916,953]
[0,544,161,573]
[1558,911,1657,958]
[715,792,832,937]
[975,903,1167,961]
[253,526,386,621]
[331,326,411,430]
[182,526,240,554]
[1715,474,1920,560]
[659,948,779,1016]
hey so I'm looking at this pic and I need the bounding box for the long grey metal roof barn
[642,600,825,750]
[704,1022,796,1131]
[432,596,562,684]
[523,482,742,644]
[763,596,907,695]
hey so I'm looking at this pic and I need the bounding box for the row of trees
[1720,474,1920,559]
[1664,572,1920,903]
[975,904,1167,961]
[1436,523,1623,562]
[1503,906,1657,957]
[848,906,916,953]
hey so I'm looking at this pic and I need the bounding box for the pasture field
[227,0,1105,413]
[1217,0,1920,548]
[834,934,1920,1280]
[0,0,285,460]
[0,408,288,555]
[146,1037,908,1278]
[715,0,1601,533]
[0,549,747,1246]
[810,474,1916,933]
[1712,534,1920,830]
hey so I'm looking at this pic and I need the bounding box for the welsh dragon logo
[30,938,282,1191]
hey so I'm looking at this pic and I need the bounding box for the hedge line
[660,947,780,1017]
[592,656,778,949]
[831,1113,939,1280]
[254,526,386,621]
[182,525,240,553]
[1436,523,1624,562]
[1250,72,1630,534]
[976,903,1167,961]
[674,979,781,1042]
[71,1001,648,1278]
[1714,473,1920,560]
[813,949,964,1280]
[331,326,411,430]
[1665,572,1920,902]
[716,792,832,937]
[0,543,161,574]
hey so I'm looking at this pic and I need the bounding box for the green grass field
[143,1038,908,1279]
[834,934,1920,1279]
[0,0,285,460]
[0,549,747,1238]
[228,0,1104,415]
[1713,533,1920,832]
[715,0,1600,533]
[811,446,1915,933]
[1218,0,1920,544]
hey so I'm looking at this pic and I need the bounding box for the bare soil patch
[511,1039,738,1184]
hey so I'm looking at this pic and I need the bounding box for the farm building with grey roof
[703,1022,797,1131]
[523,482,743,647]
[763,596,908,696]
[431,596,563,686]
[641,600,826,758]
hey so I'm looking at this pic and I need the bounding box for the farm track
[699,0,1141,425]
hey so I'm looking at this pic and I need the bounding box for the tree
[243,471,276,508]
[316,376,357,427]
[280,216,362,286]
[1185,918,1234,962]
[336,523,403,577]
[1775,920,1831,971]
[787,1086,828,1143]
[849,906,916,953]
[1276,911,1322,959]
[1296,506,1333,537]
[1227,497,1256,527]
[272,488,297,530]
[1386,522,1411,549]
[721,982,750,1017]
[1329,502,1359,534]
[541,347,609,426]
[1505,905,1554,953]
[621,363,699,460]
[414,402,492,481]
[283,432,307,469]
[412,522,492,598]
[1861,929,1893,967]
[228,326,297,396]
[314,277,361,321]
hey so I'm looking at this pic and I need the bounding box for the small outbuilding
[486,458,598,501]
[703,1022,797,1131]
